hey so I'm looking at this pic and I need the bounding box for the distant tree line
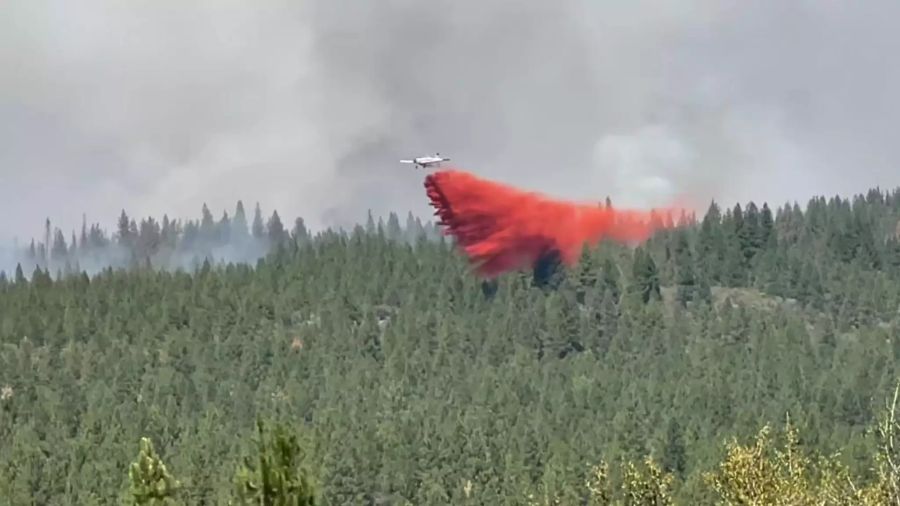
[4,202,440,280]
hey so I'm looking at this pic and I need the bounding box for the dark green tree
[232,419,318,505]
[630,246,661,304]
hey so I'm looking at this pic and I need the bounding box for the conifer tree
[232,419,318,505]
[118,210,133,248]
[267,211,286,247]
[697,201,723,283]
[232,201,250,242]
[51,228,68,264]
[201,203,216,240]
[575,244,597,304]
[251,203,266,239]
[672,229,698,306]
[127,437,181,505]
[599,256,621,303]
[292,217,309,244]
[14,263,25,284]
[760,203,776,248]
[630,246,661,304]
[386,212,403,242]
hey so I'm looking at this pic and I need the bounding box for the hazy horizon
[3,1,899,247]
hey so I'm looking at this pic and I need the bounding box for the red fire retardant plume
[424,169,684,279]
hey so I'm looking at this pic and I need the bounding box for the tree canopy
[3,188,900,503]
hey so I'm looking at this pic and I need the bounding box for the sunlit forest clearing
[4,189,900,504]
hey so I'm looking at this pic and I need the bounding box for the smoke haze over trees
[0,202,440,280]
[3,1,900,244]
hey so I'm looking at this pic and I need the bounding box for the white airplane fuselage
[400,154,450,169]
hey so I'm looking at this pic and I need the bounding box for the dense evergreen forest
[4,187,900,504]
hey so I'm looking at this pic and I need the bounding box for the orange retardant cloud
[424,169,685,279]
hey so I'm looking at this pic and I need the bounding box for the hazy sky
[2,0,899,244]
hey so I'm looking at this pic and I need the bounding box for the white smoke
[2,0,900,246]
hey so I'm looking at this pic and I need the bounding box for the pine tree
[533,249,566,290]
[741,202,762,263]
[599,256,621,303]
[137,218,161,261]
[722,237,746,287]
[251,203,266,239]
[118,210,133,249]
[232,419,318,505]
[660,418,687,477]
[630,246,661,304]
[365,211,376,234]
[292,217,309,244]
[594,287,619,355]
[51,228,68,264]
[673,230,698,306]
[200,203,216,241]
[698,201,723,283]
[267,211,286,246]
[574,244,597,304]
[232,201,250,243]
[127,437,181,504]
[760,203,776,249]
[404,211,424,244]
[14,263,25,284]
[218,211,232,244]
[385,212,403,242]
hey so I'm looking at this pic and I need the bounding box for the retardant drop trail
[424,169,685,279]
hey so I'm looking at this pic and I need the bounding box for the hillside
[2,189,900,504]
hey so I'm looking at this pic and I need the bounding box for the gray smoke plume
[2,0,900,257]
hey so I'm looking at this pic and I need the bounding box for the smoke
[0,246,15,281]
[424,169,685,278]
[0,201,442,280]
[304,0,900,216]
[2,1,900,252]
[0,205,275,280]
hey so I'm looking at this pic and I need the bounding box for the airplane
[400,153,450,169]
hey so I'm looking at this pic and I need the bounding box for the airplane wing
[400,160,414,164]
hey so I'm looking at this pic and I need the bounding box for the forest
[3,187,900,504]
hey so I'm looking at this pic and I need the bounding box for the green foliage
[231,419,317,505]
[630,246,660,304]
[526,388,900,505]
[127,437,181,505]
[3,187,900,503]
